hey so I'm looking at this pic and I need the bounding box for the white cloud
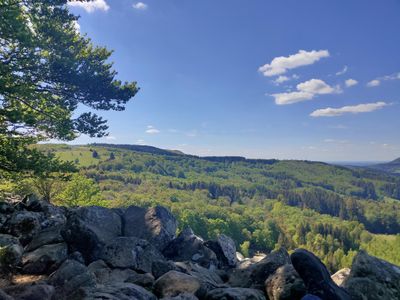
[272,91,314,105]
[336,66,348,76]
[258,49,330,77]
[367,79,380,87]
[133,2,148,10]
[72,20,80,33]
[382,72,400,81]
[68,0,110,13]
[345,79,358,87]
[136,139,146,145]
[273,74,299,85]
[105,135,116,140]
[367,72,400,87]
[310,101,388,117]
[145,125,160,134]
[272,79,339,105]
[274,76,290,84]
[297,79,338,94]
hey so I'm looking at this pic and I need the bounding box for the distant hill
[34,143,400,271]
[368,157,400,174]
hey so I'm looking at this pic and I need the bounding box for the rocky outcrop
[344,250,400,300]
[205,234,238,268]
[163,227,218,268]
[61,206,121,263]
[0,199,399,300]
[228,248,290,289]
[99,236,164,272]
[123,205,177,251]
[264,264,306,300]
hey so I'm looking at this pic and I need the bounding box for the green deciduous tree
[0,0,138,175]
[57,173,105,206]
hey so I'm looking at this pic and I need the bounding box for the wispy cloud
[367,72,400,87]
[136,139,146,145]
[336,65,348,76]
[345,78,358,87]
[132,2,148,10]
[310,101,388,117]
[272,78,340,105]
[367,79,380,87]
[329,124,348,129]
[105,135,116,140]
[273,74,299,85]
[324,138,349,144]
[68,0,110,13]
[259,49,329,77]
[145,125,160,134]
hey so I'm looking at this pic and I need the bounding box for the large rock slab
[78,282,157,300]
[88,259,154,287]
[25,226,64,252]
[62,206,122,263]
[99,236,164,273]
[205,234,238,268]
[265,264,306,300]
[154,271,202,298]
[205,287,266,300]
[48,259,96,298]
[123,206,177,251]
[22,242,68,274]
[344,250,400,300]
[163,227,218,268]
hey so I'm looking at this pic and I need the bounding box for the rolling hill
[34,143,400,271]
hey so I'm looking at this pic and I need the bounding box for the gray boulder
[152,259,179,279]
[48,259,96,298]
[62,206,121,263]
[88,259,155,287]
[78,282,157,300]
[123,206,177,251]
[175,262,225,294]
[344,250,400,300]
[264,264,306,300]
[205,234,238,268]
[99,236,164,273]
[154,271,202,298]
[4,211,42,245]
[25,226,64,252]
[0,234,23,268]
[3,284,55,300]
[163,227,218,268]
[205,287,266,300]
[229,248,290,289]
[22,242,67,274]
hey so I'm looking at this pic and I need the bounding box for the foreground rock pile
[0,199,399,299]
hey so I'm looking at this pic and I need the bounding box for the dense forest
[2,143,399,273]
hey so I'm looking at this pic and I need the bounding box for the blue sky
[66,0,400,161]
